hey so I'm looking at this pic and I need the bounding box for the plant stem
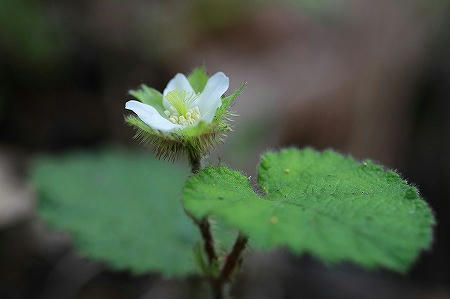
[219,233,248,282]
[186,152,219,272]
[211,279,226,299]
[211,233,248,299]
[188,152,201,173]
[186,152,248,299]
[187,153,217,264]
[199,218,218,265]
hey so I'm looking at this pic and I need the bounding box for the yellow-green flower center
[164,89,201,126]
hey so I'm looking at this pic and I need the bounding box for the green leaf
[129,84,165,115]
[183,148,435,272]
[188,66,209,93]
[32,150,201,276]
[215,83,245,120]
[210,216,239,256]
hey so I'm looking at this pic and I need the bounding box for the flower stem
[186,152,217,263]
[199,218,218,265]
[219,233,248,282]
[211,233,248,299]
[186,152,248,299]
[187,154,216,263]
[188,152,201,173]
[186,152,220,294]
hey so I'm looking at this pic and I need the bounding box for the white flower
[125,72,229,133]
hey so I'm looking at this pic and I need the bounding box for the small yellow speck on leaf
[284,168,290,174]
[270,216,279,224]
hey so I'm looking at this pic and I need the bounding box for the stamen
[165,105,201,126]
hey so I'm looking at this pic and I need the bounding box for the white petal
[162,73,194,109]
[192,72,229,123]
[125,100,182,132]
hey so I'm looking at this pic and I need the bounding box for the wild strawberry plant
[32,67,434,299]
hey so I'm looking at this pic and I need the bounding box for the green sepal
[215,83,245,120]
[129,84,165,115]
[188,66,209,93]
[183,148,435,273]
[125,115,230,161]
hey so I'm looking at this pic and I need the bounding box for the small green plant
[32,67,434,299]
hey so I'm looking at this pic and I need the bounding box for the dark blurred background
[1,0,449,298]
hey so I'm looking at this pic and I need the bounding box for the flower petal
[125,100,182,132]
[192,72,229,123]
[162,73,194,110]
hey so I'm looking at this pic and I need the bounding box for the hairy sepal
[125,116,230,161]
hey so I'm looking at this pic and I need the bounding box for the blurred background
[1,0,449,298]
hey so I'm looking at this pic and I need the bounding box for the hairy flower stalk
[125,67,246,299]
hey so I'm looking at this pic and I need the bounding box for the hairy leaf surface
[183,148,434,272]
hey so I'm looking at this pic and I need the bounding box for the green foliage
[183,148,435,272]
[32,150,202,276]
[210,216,239,256]
[188,66,209,93]
[128,85,165,115]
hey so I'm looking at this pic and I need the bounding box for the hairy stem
[211,233,248,299]
[186,152,221,297]
[188,152,201,173]
[187,153,216,263]
[186,152,248,299]
[199,218,218,265]
[219,233,248,282]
